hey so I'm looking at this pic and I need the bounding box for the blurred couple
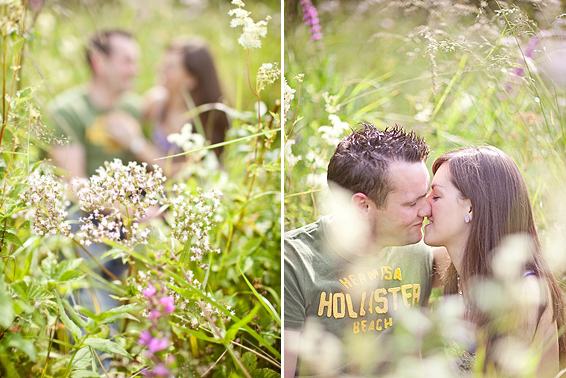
[284,124,564,377]
[49,29,229,179]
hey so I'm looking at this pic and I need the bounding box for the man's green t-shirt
[49,86,141,177]
[284,215,434,376]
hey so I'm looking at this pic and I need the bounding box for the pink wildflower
[148,337,169,354]
[159,296,176,313]
[142,285,157,298]
[153,364,170,377]
[300,0,323,46]
[148,309,162,320]
[138,330,153,346]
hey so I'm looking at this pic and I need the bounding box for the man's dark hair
[327,123,429,208]
[86,30,133,70]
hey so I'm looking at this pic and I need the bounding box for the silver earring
[465,215,471,223]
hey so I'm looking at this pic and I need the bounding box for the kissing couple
[284,124,564,377]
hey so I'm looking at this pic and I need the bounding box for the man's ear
[352,193,372,219]
[89,51,106,77]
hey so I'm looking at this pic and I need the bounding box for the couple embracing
[284,124,565,377]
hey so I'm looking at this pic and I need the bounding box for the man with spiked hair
[284,124,435,377]
[49,30,162,178]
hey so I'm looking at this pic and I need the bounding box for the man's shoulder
[284,217,328,261]
[285,217,325,241]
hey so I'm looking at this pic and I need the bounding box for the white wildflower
[283,77,296,124]
[257,62,280,91]
[322,92,341,114]
[228,1,270,50]
[75,159,166,248]
[285,139,302,168]
[171,188,223,267]
[318,114,350,147]
[20,171,71,237]
[167,123,208,161]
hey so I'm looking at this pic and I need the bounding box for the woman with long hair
[144,37,229,160]
[425,146,565,376]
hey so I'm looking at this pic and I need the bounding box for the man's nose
[418,198,431,218]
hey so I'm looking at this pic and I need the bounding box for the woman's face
[424,163,472,254]
[158,50,196,93]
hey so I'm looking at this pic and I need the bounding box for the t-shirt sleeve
[47,102,84,145]
[284,239,307,331]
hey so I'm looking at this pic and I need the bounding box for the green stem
[71,238,124,284]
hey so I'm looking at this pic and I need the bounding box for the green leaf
[0,345,20,378]
[8,184,26,199]
[59,270,85,283]
[238,266,281,326]
[10,281,28,300]
[242,352,258,372]
[27,282,54,301]
[55,292,82,341]
[98,312,139,326]
[63,300,92,329]
[225,303,261,342]
[69,347,92,372]
[71,371,101,378]
[83,338,132,360]
[0,275,15,328]
[3,232,23,248]
[105,303,142,314]
[253,369,280,378]
[5,333,37,361]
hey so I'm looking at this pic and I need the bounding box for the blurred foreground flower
[138,281,176,377]
[228,0,271,50]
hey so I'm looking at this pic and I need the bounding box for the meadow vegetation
[0,0,281,377]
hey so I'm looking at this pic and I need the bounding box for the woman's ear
[462,198,473,223]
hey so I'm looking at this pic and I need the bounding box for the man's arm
[105,111,167,170]
[284,329,300,378]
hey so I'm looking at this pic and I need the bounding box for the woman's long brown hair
[168,37,229,158]
[432,146,565,368]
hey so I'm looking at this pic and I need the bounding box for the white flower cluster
[257,62,280,92]
[322,91,341,114]
[171,187,222,267]
[285,139,302,169]
[283,77,296,123]
[228,0,271,50]
[20,171,71,237]
[166,123,207,161]
[319,114,351,147]
[76,159,166,247]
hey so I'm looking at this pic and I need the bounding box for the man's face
[370,160,431,247]
[101,35,139,92]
